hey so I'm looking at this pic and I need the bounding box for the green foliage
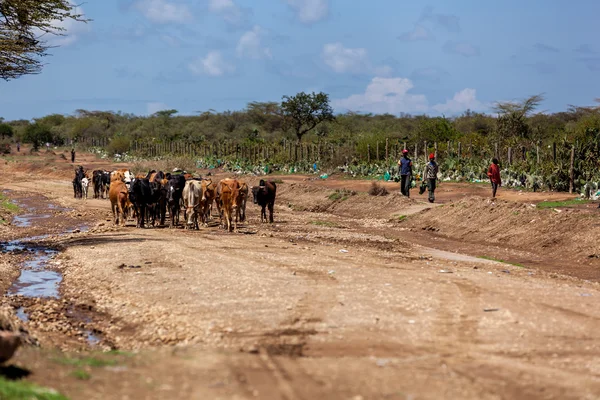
[70,369,91,380]
[281,92,335,142]
[0,0,89,80]
[418,117,460,142]
[0,192,19,213]
[107,135,131,155]
[328,189,356,201]
[0,123,14,137]
[536,199,587,209]
[23,123,52,150]
[0,377,67,400]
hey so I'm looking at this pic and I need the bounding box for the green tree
[0,123,13,138]
[492,94,545,144]
[23,123,52,150]
[0,0,89,80]
[281,92,335,143]
[417,117,460,142]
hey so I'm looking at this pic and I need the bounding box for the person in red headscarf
[487,158,501,198]
[422,153,439,203]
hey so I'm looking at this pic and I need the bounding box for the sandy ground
[0,150,599,399]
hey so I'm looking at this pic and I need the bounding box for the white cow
[182,180,202,230]
[81,177,89,200]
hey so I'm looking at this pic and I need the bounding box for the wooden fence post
[458,142,462,159]
[553,142,557,162]
[367,144,371,163]
[434,142,438,159]
[569,146,575,194]
[376,142,379,161]
[423,141,427,159]
[508,147,512,165]
[536,145,540,164]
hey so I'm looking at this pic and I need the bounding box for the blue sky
[2,0,599,120]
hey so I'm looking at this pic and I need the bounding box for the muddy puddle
[2,194,100,345]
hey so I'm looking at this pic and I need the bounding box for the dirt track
[1,151,600,399]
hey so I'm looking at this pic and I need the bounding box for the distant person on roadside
[487,158,501,198]
[71,148,75,163]
[397,149,412,197]
[422,153,439,203]
[16,142,20,152]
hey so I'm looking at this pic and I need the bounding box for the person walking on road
[422,153,439,203]
[487,158,501,198]
[71,148,76,163]
[398,149,413,197]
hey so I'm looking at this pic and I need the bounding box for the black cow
[251,180,277,223]
[72,166,85,199]
[101,171,111,199]
[166,175,186,227]
[92,170,103,199]
[129,178,152,228]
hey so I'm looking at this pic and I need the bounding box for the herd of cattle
[72,166,277,231]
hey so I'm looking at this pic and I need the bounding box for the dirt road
[1,153,600,399]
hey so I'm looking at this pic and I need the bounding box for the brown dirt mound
[277,182,416,219]
[407,196,600,264]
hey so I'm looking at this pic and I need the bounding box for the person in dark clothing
[423,153,439,203]
[487,158,501,198]
[71,148,75,163]
[397,149,413,197]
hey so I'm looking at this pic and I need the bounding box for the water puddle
[7,247,60,298]
[2,195,98,346]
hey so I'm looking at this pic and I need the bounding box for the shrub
[107,136,131,155]
[368,181,389,196]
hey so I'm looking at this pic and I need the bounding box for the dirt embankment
[404,197,600,278]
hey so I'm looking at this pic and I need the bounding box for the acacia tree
[492,94,545,149]
[0,0,88,80]
[281,92,335,143]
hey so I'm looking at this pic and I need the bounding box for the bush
[107,136,131,155]
[368,181,389,196]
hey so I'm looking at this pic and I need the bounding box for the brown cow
[200,179,216,226]
[109,180,129,226]
[216,178,240,232]
[236,180,249,224]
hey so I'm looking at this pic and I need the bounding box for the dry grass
[368,181,389,196]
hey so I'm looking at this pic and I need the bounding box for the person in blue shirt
[397,149,412,197]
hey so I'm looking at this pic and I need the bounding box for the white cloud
[134,0,192,24]
[333,77,429,114]
[323,43,368,73]
[208,0,242,24]
[147,102,169,115]
[398,25,433,41]
[287,0,329,24]
[334,78,485,115]
[188,51,235,76]
[433,88,484,113]
[322,42,392,76]
[236,26,271,59]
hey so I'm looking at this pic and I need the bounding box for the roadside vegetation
[0,377,67,400]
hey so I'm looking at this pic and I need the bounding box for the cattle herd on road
[72,167,277,231]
